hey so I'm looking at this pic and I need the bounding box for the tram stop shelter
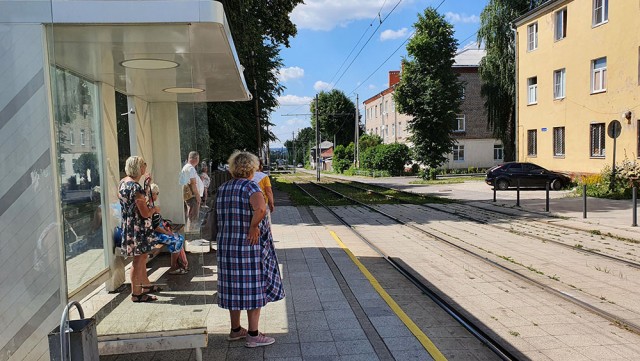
[0,1,249,360]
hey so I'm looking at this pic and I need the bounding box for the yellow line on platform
[329,230,447,361]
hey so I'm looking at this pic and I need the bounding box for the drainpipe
[511,23,519,161]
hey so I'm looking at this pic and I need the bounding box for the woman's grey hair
[227,151,259,179]
[150,183,159,195]
[125,156,145,178]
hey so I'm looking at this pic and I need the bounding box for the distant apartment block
[515,0,639,174]
[363,43,502,169]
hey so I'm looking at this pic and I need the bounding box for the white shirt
[181,163,204,197]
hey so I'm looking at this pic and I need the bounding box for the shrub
[577,158,640,199]
[332,143,354,173]
[374,143,411,176]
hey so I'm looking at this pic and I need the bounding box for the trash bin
[48,301,99,361]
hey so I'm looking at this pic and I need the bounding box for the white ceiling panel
[44,1,250,103]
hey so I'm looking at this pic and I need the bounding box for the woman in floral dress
[119,156,159,302]
[216,151,285,348]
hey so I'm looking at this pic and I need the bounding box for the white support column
[100,83,126,292]
[150,102,184,223]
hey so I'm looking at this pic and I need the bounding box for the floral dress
[119,180,155,256]
[152,213,184,253]
[216,178,285,310]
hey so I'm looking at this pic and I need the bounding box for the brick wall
[455,68,493,140]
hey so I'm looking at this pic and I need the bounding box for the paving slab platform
[84,204,500,361]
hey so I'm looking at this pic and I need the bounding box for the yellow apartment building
[515,0,640,175]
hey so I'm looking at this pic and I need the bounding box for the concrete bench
[98,328,207,361]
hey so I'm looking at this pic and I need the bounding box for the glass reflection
[51,67,107,293]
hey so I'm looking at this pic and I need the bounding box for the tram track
[290,178,640,339]
[293,181,517,361]
[287,173,640,269]
[331,179,640,269]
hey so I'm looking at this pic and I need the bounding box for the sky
[269,0,489,148]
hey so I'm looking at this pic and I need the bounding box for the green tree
[376,143,411,176]
[309,89,361,147]
[205,0,303,165]
[358,133,382,152]
[356,133,382,166]
[477,0,547,161]
[284,127,316,165]
[332,143,355,173]
[73,153,100,186]
[394,8,463,169]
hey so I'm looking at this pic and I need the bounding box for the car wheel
[551,178,563,191]
[496,179,509,190]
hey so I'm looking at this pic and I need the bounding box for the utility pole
[252,51,262,158]
[292,131,296,174]
[355,94,359,168]
[315,94,320,181]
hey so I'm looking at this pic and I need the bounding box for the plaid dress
[216,178,285,310]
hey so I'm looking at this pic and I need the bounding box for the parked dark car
[485,162,570,191]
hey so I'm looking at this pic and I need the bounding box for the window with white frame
[493,144,504,160]
[385,100,388,114]
[453,145,464,161]
[69,130,74,145]
[554,69,566,99]
[592,57,607,93]
[590,123,605,157]
[461,86,465,100]
[527,129,537,156]
[593,0,608,26]
[553,126,565,156]
[528,77,538,104]
[527,22,538,51]
[453,114,465,132]
[392,124,395,136]
[555,8,567,40]
[80,129,85,145]
[380,103,383,115]
[398,122,402,136]
[375,105,378,117]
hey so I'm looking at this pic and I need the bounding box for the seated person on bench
[149,183,189,275]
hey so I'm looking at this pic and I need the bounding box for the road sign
[607,120,621,139]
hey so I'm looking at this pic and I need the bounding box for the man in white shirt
[181,151,202,231]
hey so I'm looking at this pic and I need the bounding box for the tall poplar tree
[394,8,463,170]
[477,0,548,161]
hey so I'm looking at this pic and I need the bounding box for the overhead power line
[332,0,404,89]
[327,0,398,86]
[349,29,479,96]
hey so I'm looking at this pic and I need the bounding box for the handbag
[183,184,194,201]
[201,194,218,242]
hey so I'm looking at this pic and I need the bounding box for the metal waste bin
[48,301,99,361]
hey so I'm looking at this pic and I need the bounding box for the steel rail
[293,181,518,361]
[333,180,640,270]
[303,180,640,336]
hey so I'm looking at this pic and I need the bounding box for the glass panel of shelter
[50,67,107,294]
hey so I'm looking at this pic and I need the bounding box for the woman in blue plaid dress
[216,151,285,348]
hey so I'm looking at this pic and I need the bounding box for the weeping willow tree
[477,0,549,161]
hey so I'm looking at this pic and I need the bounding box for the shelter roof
[1,0,251,103]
